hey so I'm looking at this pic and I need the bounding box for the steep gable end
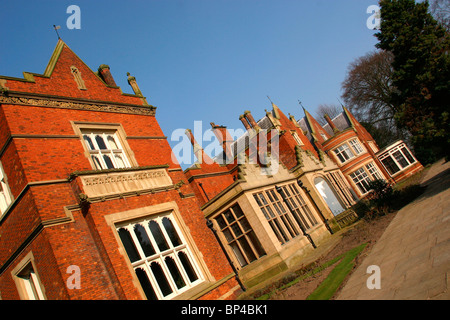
[343,107,376,143]
[0,40,145,105]
[303,109,330,144]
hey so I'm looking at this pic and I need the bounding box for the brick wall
[0,40,235,300]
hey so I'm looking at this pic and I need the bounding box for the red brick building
[0,40,241,300]
[183,103,357,287]
[298,107,423,198]
[182,101,422,288]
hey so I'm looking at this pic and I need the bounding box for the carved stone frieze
[80,168,172,197]
[0,94,156,116]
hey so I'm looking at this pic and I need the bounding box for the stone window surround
[104,202,213,300]
[116,213,202,300]
[214,203,266,268]
[11,251,47,300]
[70,65,87,90]
[0,161,13,217]
[71,121,138,170]
[253,184,319,246]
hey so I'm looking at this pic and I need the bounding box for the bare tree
[315,104,342,126]
[429,0,450,32]
[342,50,397,125]
[341,50,409,147]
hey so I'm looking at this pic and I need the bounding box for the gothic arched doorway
[314,177,345,216]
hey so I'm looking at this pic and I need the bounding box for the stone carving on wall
[80,168,173,198]
[0,94,156,116]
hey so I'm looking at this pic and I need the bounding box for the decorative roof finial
[53,25,61,40]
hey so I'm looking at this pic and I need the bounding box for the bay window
[378,143,417,176]
[334,143,355,163]
[215,204,266,267]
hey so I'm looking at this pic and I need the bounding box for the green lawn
[256,243,368,300]
[306,243,367,300]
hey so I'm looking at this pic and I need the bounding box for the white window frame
[350,163,386,195]
[368,141,379,153]
[365,162,384,180]
[350,167,372,195]
[349,138,364,155]
[18,267,45,300]
[116,212,203,300]
[82,130,131,170]
[72,122,138,171]
[12,252,46,300]
[378,143,417,176]
[0,161,13,216]
[292,131,304,146]
[334,143,355,164]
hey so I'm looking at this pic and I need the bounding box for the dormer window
[292,132,304,146]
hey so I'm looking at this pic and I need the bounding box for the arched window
[116,214,203,300]
[81,130,131,170]
[70,66,86,90]
[314,177,345,216]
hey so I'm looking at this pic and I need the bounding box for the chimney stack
[239,115,251,131]
[185,129,213,165]
[244,110,259,129]
[324,114,339,133]
[98,64,117,87]
[211,122,234,162]
[127,72,143,97]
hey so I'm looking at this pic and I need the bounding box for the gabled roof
[210,115,273,163]
[0,40,149,106]
[321,113,352,136]
[297,108,331,144]
[1,40,92,83]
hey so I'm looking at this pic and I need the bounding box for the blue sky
[0,0,381,164]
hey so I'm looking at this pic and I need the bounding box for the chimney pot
[324,114,339,133]
[98,64,117,87]
[239,115,251,130]
[211,123,234,162]
[244,111,257,127]
[185,129,213,164]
